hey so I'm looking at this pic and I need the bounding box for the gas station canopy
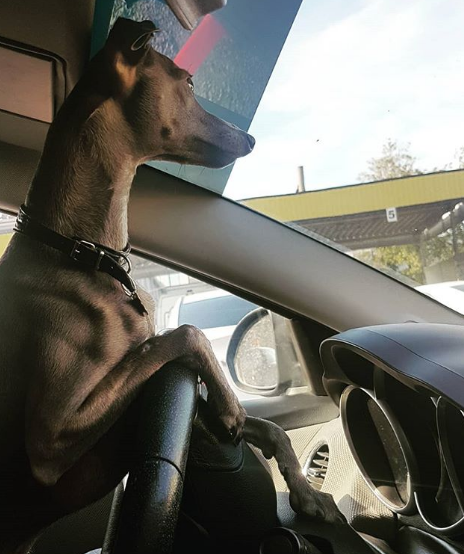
[242,169,464,250]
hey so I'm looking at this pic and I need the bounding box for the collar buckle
[71,239,105,270]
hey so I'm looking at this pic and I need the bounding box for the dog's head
[87,18,255,169]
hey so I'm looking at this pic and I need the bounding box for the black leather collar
[14,205,147,315]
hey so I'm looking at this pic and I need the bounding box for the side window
[131,254,308,401]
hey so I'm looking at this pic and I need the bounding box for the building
[242,169,464,284]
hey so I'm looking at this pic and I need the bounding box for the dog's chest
[0,242,157,374]
[97,284,156,348]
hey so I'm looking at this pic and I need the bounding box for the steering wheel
[104,363,372,554]
[110,363,199,554]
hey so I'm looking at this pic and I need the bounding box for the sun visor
[92,0,303,194]
[0,40,65,150]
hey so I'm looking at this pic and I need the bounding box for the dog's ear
[107,18,158,65]
[105,18,158,96]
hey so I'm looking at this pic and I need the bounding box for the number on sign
[386,207,398,223]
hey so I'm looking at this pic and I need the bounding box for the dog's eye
[187,78,194,92]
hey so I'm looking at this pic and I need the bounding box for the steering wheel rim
[111,363,199,554]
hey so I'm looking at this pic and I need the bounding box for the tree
[358,139,424,182]
[355,139,462,284]
[355,245,424,283]
[454,146,464,170]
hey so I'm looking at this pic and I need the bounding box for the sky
[224,0,464,200]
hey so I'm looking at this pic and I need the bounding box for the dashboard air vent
[305,443,329,490]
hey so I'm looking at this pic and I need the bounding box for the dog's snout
[246,133,256,151]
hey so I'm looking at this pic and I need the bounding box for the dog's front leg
[27,324,246,487]
[154,329,345,524]
[243,417,346,524]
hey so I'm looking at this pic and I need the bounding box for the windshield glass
[95,0,464,314]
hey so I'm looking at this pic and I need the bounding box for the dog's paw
[290,485,346,524]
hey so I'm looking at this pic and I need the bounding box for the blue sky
[224,0,464,200]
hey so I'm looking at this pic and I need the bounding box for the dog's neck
[26,100,138,251]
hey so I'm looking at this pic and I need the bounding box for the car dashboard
[317,323,464,553]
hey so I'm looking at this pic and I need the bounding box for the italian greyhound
[0,18,343,553]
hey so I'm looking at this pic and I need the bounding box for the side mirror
[226,308,279,394]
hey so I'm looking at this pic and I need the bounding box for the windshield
[178,295,257,329]
[95,0,464,314]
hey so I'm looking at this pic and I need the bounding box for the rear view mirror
[166,0,227,30]
[226,308,279,393]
